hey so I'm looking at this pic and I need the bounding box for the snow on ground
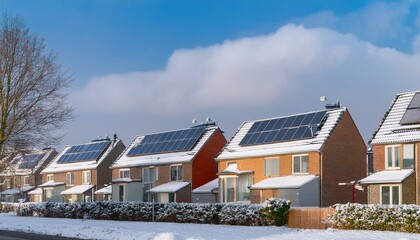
[0,213,419,240]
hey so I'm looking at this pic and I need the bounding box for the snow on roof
[192,179,218,193]
[111,126,219,169]
[148,181,190,193]
[95,185,112,195]
[0,149,57,176]
[250,175,319,189]
[359,169,414,184]
[28,188,42,195]
[216,108,345,161]
[39,180,65,187]
[60,184,95,195]
[42,139,123,174]
[219,163,253,175]
[371,90,420,144]
[1,189,20,195]
[112,178,134,183]
[20,185,35,193]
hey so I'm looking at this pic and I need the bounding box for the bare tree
[0,14,74,159]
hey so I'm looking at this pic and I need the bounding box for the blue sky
[1,0,419,148]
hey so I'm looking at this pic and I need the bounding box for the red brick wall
[322,110,367,206]
[192,129,226,190]
[372,145,385,171]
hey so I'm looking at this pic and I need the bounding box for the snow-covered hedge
[328,203,420,233]
[19,198,290,226]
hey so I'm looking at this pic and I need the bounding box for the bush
[328,203,420,233]
[18,198,291,226]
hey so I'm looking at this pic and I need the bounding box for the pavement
[0,230,83,240]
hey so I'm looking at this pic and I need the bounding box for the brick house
[0,148,57,202]
[39,136,125,203]
[360,90,420,205]
[110,122,226,203]
[216,106,367,207]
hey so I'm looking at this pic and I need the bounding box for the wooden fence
[287,207,334,229]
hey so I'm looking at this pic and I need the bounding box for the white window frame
[119,168,130,179]
[66,172,74,186]
[264,158,279,177]
[5,179,10,188]
[82,170,91,184]
[385,145,401,169]
[170,164,183,181]
[47,174,54,181]
[292,154,309,174]
[23,176,30,185]
[380,184,401,205]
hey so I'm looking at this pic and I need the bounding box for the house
[39,135,125,203]
[216,105,367,207]
[0,148,57,202]
[110,121,226,203]
[360,90,420,205]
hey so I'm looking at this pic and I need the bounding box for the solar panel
[239,110,328,146]
[400,93,420,125]
[127,127,206,157]
[57,140,110,164]
[19,153,46,169]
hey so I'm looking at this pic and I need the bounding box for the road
[0,230,84,240]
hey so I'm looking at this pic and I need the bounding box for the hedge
[16,198,290,226]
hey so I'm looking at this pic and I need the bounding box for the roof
[148,181,190,193]
[39,180,65,188]
[95,185,112,195]
[112,178,136,183]
[20,185,35,193]
[111,125,220,169]
[250,175,319,189]
[371,90,420,144]
[359,169,414,184]
[1,189,20,195]
[60,184,95,195]
[192,179,218,193]
[219,163,253,175]
[42,139,123,174]
[0,149,57,176]
[216,108,346,161]
[28,188,42,195]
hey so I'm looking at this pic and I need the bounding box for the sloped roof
[95,185,112,195]
[28,187,42,195]
[216,108,346,161]
[42,139,123,174]
[60,184,95,195]
[0,149,57,176]
[250,175,319,189]
[370,90,420,144]
[39,180,65,187]
[359,169,413,184]
[111,125,220,169]
[192,179,218,193]
[148,181,190,193]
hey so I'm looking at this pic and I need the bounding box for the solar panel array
[239,110,328,146]
[57,140,110,164]
[400,93,420,125]
[127,127,206,157]
[19,153,46,169]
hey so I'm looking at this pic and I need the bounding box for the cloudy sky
[1,0,420,148]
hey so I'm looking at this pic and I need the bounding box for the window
[293,155,309,174]
[403,144,415,169]
[386,145,400,169]
[221,174,253,203]
[47,174,54,181]
[119,185,125,201]
[170,165,183,181]
[82,171,91,184]
[119,169,130,178]
[14,176,20,187]
[24,176,30,185]
[143,167,157,201]
[5,179,10,188]
[66,172,74,186]
[264,158,279,176]
[381,185,400,205]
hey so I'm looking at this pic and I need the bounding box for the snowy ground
[0,213,419,240]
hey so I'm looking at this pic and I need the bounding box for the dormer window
[400,93,420,125]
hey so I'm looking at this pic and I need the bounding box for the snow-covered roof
[359,169,414,184]
[216,108,346,161]
[219,163,253,175]
[371,90,420,144]
[1,189,20,195]
[0,149,57,176]
[95,185,112,195]
[61,184,95,195]
[250,175,319,189]
[148,181,190,193]
[112,178,135,183]
[39,180,65,188]
[28,188,42,195]
[42,139,123,174]
[111,125,220,169]
[192,179,218,193]
[20,185,35,193]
